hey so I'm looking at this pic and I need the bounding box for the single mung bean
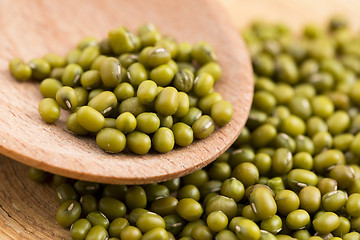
[171,122,193,147]
[327,110,350,134]
[232,162,259,187]
[56,200,81,228]
[100,57,122,88]
[88,91,117,116]
[142,227,168,240]
[317,177,338,195]
[191,225,213,240]
[74,87,88,106]
[242,204,260,222]
[219,178,244,202]
[78,46,100,70]
[299,186,321,214]
[322,190,348,212]
[56,86,78,111]
[260,215,282,235]
[346,193,360,217]
[175,41,192,62]
[208,161,232,181]
[152,127,175,153]
[115,112,137,133]
[38,98,60,123]
[119,226,142,240]
[329,164,356,189]
[126,131,151,155]
[79,195,97,216]
[293,151,313,170]
[172,69,194,92]
[286,209,310,230]
[136,212,165,233]
[311,95,334,119]
[28,57,51,80]
[253,91,277,114]
[40,78,63,99]
[96,128,126,153]
[250,186,277,220]
[85,225,108,240]
[155,87,179,116]
[232,217,261,240]
[150,196,178,216]
[250,123,277,148]
[147,47,171,67]
[77,36,97,50]
[313,212,340,235]
[163,214,186,236]
[137,80,158,104]
[50,67,65,80]
[180,107,202,126]
[9,58,32,81]
[137,23,162,47]
[206,211,228,232]
[119,97,147,117]
[272,148,293,175]
[113,82,135,101]
[174,92,190,118]
[70,218,91,240]
[86,211,109,229]
[275,189,300,216]
[108,26,139,54]
[28,167,48,183]
[191,41,216,65]
[253,152,272,176]
[332,216,351,237]
[176,198,203,221]
[76,106,105,132]
[287,169,318,191]
[210,100,233,126]
[127,62,148,88]
[193,72,214,97]
[313,149,345,174]
[56,183,78,204]
[192,115,215,139]
[205,195,237,220]
[124,186,147,211]
[108,218,129,237]
[136,112,160,134]
[61,63,83,87]
[333,133,354,151]
[80,70,101,89]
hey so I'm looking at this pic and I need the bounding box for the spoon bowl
[0,0,253,184]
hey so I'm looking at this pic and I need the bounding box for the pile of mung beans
[9,24,233,154]
[25,16,360,239]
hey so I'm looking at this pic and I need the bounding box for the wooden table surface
[1,0,360,239]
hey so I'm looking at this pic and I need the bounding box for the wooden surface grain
[0,0,252,185]
[1,0,360,239]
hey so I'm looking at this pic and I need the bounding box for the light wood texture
[1,0,360,239]
[221,0,360,31]
[0,0,253,185]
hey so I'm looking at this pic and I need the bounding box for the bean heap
[9,24,233,154]
[27,16,360,240]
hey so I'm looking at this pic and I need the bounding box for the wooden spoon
[0,0,253,184]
